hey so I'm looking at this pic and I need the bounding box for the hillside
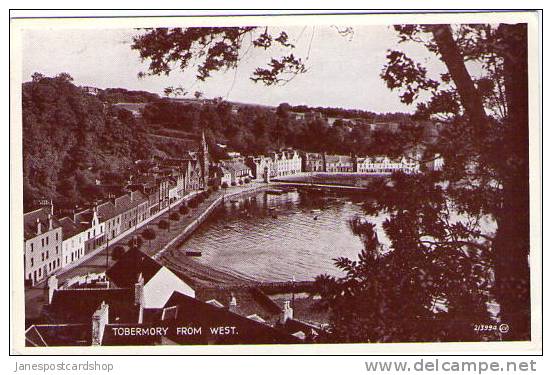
[22,74,155,211]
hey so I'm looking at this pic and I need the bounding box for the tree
[111,245,125,260]
[142,228,156,241]
[131,24,531,341]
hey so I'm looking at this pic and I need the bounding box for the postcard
[10,11,542,354]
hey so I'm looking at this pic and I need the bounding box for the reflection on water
[165,190,372,282]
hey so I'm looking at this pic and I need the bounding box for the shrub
[142,228,156,240]
[112,245,125,260]
[179,205,189,215]
[158,219,169,229]
[212,185,220,191]
[169,212,180,221]
[238,179,244,185]
[221,182,229,189]
[244,178,250,183]
[231,182,236,186]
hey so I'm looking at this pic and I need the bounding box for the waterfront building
[219,159,252,185]
[356,156,420,174]
[73,207,106,255]
[58,217,86,268]
[97,201,122,241]
[301,152,325,172]
[246,155,273,182]
[269,150,302,177]
[324,154,355,173]
[23,206,63,286]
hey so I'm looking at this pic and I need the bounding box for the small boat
[313,216,318,221]
[185,251,202,257]
[310,209,321,213]
[230,199,239,203]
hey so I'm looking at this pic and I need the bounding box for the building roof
[106,248,163,288]
[46,288,138,324]
[220,160,250,173]
[25,324,91,346]
[325,154,353,164]
[162,292,300,345]
[23,207,60,240]
[58,217,86,239]
[97,201,119,221]
[196,287,282,324]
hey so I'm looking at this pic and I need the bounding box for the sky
[21,25,447,113]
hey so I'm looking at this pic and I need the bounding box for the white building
[58,217,86,268]
[269,150,302,177]
[107,249,195,309]
[356,156,420,174]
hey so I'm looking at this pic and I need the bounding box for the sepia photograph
[10,11,541,354]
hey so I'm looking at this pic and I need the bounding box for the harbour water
[162,190,374,283]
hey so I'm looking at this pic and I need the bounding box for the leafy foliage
[22,74,154,210]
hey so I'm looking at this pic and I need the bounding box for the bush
[238,180,244,185]
[244,178,250,183]
[188,199,198,208]
[158,219,169,229]
[179,205,189,215]
[169,212,180,221]
[221,182,229,189]
[231,182,236,187]
[142,228,156,240]
[111,245,125,260]
[212,185,220,192]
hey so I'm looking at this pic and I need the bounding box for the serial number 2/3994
[473,323,509,333]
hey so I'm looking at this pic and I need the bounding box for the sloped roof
[325,154,353,164]
[97,201,119,221]
[23,208,60,240]
[106,248,163,288]
[163,292,300,345]
[25,324,90,346]
[58,217,86,239]
[46,288,137,324]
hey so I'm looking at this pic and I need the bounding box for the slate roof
[46,288,137,324]
[25,324,91,347]
[58,217,86,239]
[23,208,61,240]
[106,248,163,288]
[162,292,301,345]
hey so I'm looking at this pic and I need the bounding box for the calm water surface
[167,190,378,282]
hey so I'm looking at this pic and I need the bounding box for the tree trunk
[492,23,531,340]
[431,24,531,340]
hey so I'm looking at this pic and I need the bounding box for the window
[41,238,45,247]
[30,243,34,252]
[56,232,59,241]
[30,258,34,267]
[46,251,49,259]
[55,245,59,254]
[57,259,60,267]
[38,268,41,277]
[46,236,49,245]
[41,253,44,261]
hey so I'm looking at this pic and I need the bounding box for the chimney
[91,301,109,346]
[134,273,145,324]
[228,292,237,313]
[281,300,293,324]
[48,214,53,231]
[47,275,58,304]
[50,199,54,216]
[36,218,42,235]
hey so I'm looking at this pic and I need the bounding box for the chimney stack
[91,301,109,346]
[228,293,237,313]
[48,213,53,231]
[281,300,294,324]
[36,218,42,235]
[47,275,58,304]
[134,273,145,324]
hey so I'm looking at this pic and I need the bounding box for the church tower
[199,131,210,189]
